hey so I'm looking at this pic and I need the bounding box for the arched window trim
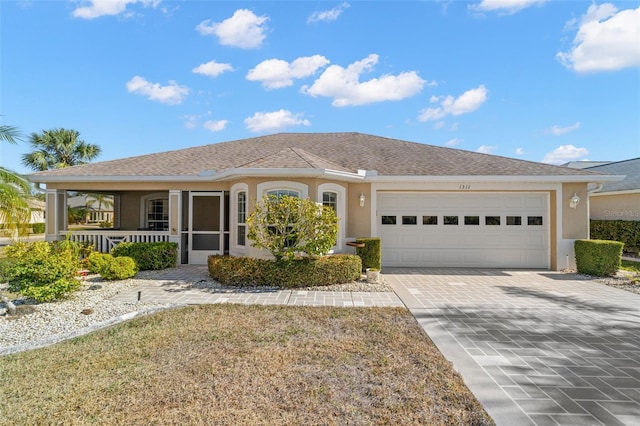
[139,192,169,230]
[230,183,249,254]
[318,183,346,252]
[257,181,308,199]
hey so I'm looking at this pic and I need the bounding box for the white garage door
[377,192,549,268]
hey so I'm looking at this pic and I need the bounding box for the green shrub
[575,239,624,276]
[355,237,382,272]
[87,252,113,274]
[247,195,338,261]
[100,256,138,281]
[208,254,361,288]
[31,223,45,234]
[4,241,81,302]
[590,220,640,254]
[111,242,177,270]
[99,221,113,228]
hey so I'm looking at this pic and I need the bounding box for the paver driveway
[385,268,640,426]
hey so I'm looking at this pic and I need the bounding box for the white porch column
[45,189,67,242]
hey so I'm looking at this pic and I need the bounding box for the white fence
[62,230,171,253]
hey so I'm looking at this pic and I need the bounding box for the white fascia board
[589,189,640,197]
[365,174,626,184]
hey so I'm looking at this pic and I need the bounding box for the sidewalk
[109,265,404,308]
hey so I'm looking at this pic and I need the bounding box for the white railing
[61,230,171,253]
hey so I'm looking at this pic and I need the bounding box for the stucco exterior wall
[590,193,640,221]
[347,183,371,239]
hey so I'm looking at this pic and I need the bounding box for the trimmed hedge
[355,237,382,272]
[208,254,362,288]
[590,220,640,254]
[575,239,623,277]
[111,242,178,270]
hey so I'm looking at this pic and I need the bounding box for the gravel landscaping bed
[0,276,176,355]
[1,271,392,355]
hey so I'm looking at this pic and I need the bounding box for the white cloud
[476,145,497,154]
[542,144,589,164]
[548,122,580,135]
[308,2,350,23]
[418,85,488,121]
[445,138,462,147]
[515,147,525,155]
[192,60,233,78]
[126,75,189,105]
[204,120,228,132]
[182,114,199,129]
[557,4,640,73]
[244,109,311,133]
[72,0,159,19]
[247,55,330,89]
[471,0,547,15]
[196,9,268,49]
[301,54,425,106]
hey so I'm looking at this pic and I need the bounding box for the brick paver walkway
[110,266,403,308]
[385,268,640,426]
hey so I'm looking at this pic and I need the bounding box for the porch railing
[61,230,171,253]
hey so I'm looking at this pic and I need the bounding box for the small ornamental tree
[247,195,338,261]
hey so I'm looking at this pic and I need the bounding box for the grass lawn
[0,305,493,425]
[621,259,640,274]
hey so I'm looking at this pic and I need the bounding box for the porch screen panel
[193,234,220,250]
[192,196,220,232]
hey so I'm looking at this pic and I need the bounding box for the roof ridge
[289,147,353,171]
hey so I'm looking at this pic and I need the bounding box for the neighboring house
[29,199,45,225]
[28,132,622,270]
[582,158,640,221]
[67,194,114,224]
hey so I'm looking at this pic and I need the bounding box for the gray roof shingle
[585,158,640,192]
[29,132,605,180]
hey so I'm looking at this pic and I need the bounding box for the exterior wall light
[359,193,366,207]
[569,193,580,209]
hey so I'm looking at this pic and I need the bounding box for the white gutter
[29,171,625,185]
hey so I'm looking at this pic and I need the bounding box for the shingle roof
[29,132,604,180]
[585,158,640,192]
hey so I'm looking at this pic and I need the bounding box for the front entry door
[189,192,223,264]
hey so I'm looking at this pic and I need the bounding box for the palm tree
[0,124,31,237]
[22,128,101,171]
[85,193,114,224]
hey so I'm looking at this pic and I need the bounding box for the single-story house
[28,132,623,270]
[581,158,639,221]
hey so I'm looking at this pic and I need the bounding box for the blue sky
[2,0,639,175]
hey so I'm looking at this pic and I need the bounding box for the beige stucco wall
[590,193,640,221]
[562,183,589,239]
[346,183,371,239]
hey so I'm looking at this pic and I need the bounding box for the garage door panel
[377,193,549,269]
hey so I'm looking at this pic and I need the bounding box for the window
[318,183,345,252]
[444,216,459,225]
[423,216,438,225]
[402,216,417,225]
[528,216,543,226]
[464,216,480,225]
[507,216,522,226]
[237,191,247,246]
[322,191,337,212]
[146,198,168,230]
[485,216,501,226]
[266,189,299,199]
[382,216,397,225]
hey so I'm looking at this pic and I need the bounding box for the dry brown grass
[0,305,493,425]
